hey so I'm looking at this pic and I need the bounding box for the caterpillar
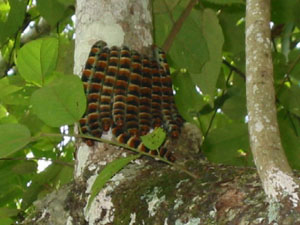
[79,41,183,162]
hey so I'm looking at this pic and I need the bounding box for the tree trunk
[245,0,300,220]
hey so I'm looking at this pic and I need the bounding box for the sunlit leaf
[31,74,86,127]
[16,37,59,86]
[0,76,23,99]
[141,127,166,150]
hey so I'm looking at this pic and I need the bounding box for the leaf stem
[37,132,200,179]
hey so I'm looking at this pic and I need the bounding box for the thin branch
[21,18,51,44]
[278,52,300,89]
[222,59,245,80]
[39,132,200,179]
[286,52,300,76]
[204,69,234,138]
[162,0,198,52]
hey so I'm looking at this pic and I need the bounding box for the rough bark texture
[245,0,300,219]
[74,0,153,76]
[73,0,156,224]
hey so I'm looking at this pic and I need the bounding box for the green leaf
[0,76,23,99]
[141,127,166,150]
[219,6,245,55]
[153,0,180,14]
[87,155,140,210]
[0,0,27,44]
[21,163,64,210]
[191,9,224,99]
[56,37,74,75]
[278,114,300,170]
[203,123,252,166]
[0,217,13,225]
[16,37,59,86]
[0,207,19,218]
[0,187,23,208]
[168,8,209,73]
[0,104,7,119]
[56,0,75,6]
[0,123,31,158]
[278,85,300,117]
[222,95,246,120]
[153,0,182,45]
[273,52,287,82]
[288,49,300,81]
[12,161,37,174]
[203,0,244,4]
[222,87,247,121]
[172,71,205,126]
[37,0,68,26]
[31,74,86,127]
[272,0,300,24]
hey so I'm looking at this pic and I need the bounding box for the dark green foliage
[0,124,31,157]
[153,0,300,169]
[0,0,299,223]
[0,0,27,44]
[0,2,77,222]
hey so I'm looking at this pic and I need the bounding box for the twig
[38,132,200,179]
[204,69,234,138]
[287,53,300,76]
[162,0,198,52]
[222,59,245,80]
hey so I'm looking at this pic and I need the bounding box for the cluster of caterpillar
[79,41,183,162]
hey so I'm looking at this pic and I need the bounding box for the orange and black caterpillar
[79,41,184,162]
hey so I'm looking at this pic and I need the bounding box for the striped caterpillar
[79,41,183,162]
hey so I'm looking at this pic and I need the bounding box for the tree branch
[162,0,198,52]
[222,59,245,80]
[245,0,300,212]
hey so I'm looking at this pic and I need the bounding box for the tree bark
[72,0,156,224]
[245,0,300,217]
